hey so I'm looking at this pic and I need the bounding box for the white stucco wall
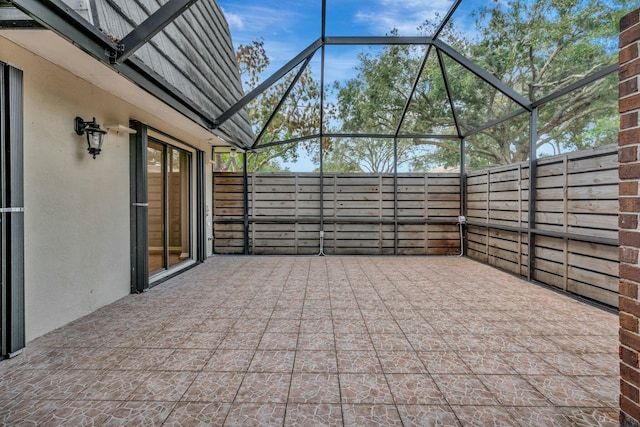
[0,36,217,341]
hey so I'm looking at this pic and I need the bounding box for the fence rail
[213,173,462,256]
[212,145,619,307]
[465,145,619,307]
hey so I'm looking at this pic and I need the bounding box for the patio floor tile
[396,404,461,426]
[385,373,446,404]
[235,373,291,403]
[341,404,403,426]
[0,256,619,425]
[284,403,343,426]
[224,403,286,426]
[162,402,231,426]
[288,373,340,404]
[293,350,338,373]
[451,405,519,427]
[432,374,499,406]
[181,372,244,403]
[101,401,176,426]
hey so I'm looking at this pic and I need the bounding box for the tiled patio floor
[0,256,619,426]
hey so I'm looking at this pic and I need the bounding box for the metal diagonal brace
[394,45,433,137]
[215,38,324,128]
[433,39,532,111]
[432,0,462,40]
[252,54,315,149]
[113,0,199,64]
[436,48,462,138]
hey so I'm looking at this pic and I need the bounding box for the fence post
[527,108,538,281]
[243,152,249,255]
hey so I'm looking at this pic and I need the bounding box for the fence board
[214,146,617,308]
[465,145,618,307]
[214,172,461,256]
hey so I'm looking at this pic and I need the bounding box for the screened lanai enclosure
[211,0,630,308]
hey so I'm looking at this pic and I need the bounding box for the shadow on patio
[0,256,618,426]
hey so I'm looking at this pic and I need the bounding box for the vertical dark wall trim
[129,121,149,293]
[1,62,25,357]
[1,61,6,358]
[196,150,206,262]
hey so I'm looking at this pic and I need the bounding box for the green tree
[327,0,632,170]
[323,42,444,173]
[460,0,630,164]
[214,39,321,172]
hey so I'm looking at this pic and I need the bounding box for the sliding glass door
[147,139,191,277]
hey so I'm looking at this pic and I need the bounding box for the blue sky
[215,0,624,171]
[217,0,482,84]
[215,0,483,171]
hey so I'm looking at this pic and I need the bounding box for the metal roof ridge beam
[433,39,532,111]
[322,133,461,139]
[215,38,323,129]
[115,0,199,64]
[325,36,432,45]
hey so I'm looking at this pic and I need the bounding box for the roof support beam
[252,54,314,149]
[5,0,251,147]
[255,135,318,151]
[7,0,117,59]
[215,39,323,129]
[254,132,462,151]
[463,108,528,139]
[436,48,462,138]
[527,108,539,281]
[434,39,532,111]
[325,36,432,45]
[114,0,199,63]
[433,0,462,40]
[319,0,327,246]
[394,45,433,137]
[531,63,617,109]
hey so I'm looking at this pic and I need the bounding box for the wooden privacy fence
[213,173,462,256]
[213,146,618,307]
[466,145,619,307]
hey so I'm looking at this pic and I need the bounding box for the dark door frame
[129,122,207,294]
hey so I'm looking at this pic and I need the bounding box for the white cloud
[224,11,245,31]
[355,0,454,35]
[219,4,310,36]
[323,49,362,84]
[220,0,463,89]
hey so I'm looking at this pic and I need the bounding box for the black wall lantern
[74,117,107,159]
